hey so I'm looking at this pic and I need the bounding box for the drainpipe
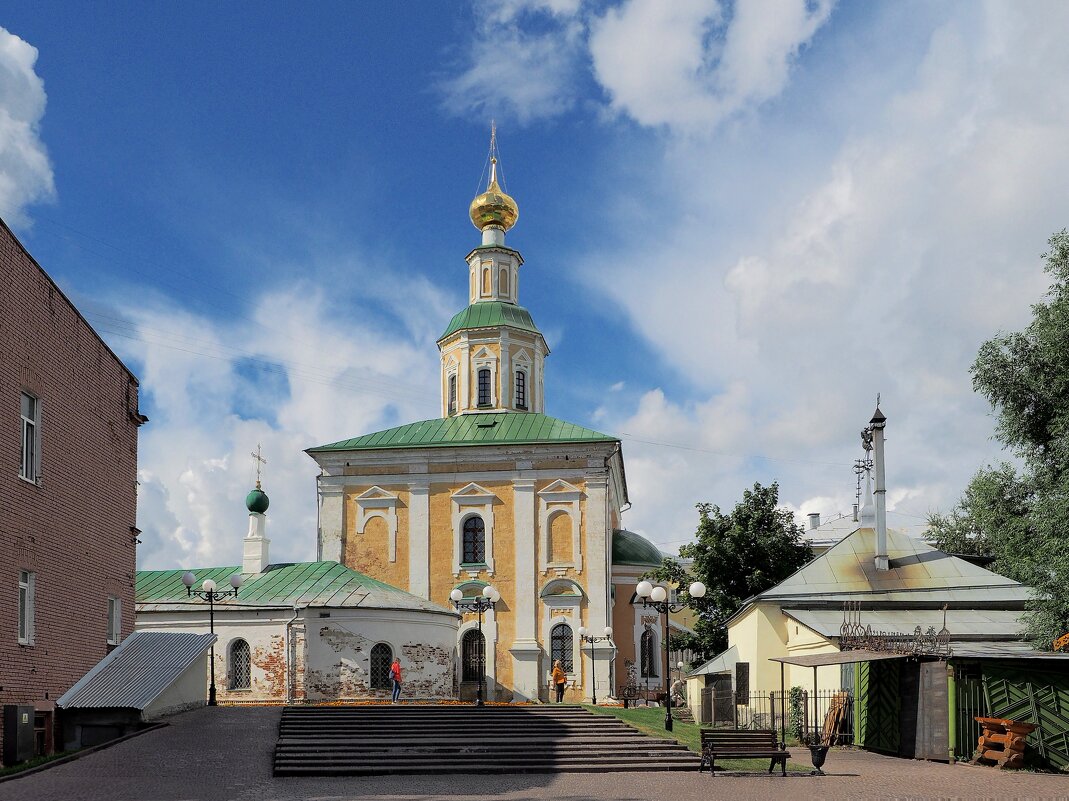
[947,662,957,764]
[285,605,300,704]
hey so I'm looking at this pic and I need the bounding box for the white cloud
[107,281,443,571]
[440,0,835,133]
[588,2,1069,552]
[0,27,54,225]
[439,1,586,123]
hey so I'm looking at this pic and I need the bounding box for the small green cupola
[246,482,270,514]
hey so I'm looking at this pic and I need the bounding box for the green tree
[649,481,812,660]
[929,229,1069,647]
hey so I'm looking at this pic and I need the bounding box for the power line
[615,432,853,468]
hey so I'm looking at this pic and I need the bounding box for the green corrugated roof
[136,561,452,613]
[612,529,666,567]
[439,301,543,341]
[308,412,617,453]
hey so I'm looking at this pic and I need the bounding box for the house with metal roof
[302,140,636,704]
[135,487,460,703]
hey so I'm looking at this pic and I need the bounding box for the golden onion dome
[470,158,519,232]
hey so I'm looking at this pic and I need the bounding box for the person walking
[551,659,567,703]
[390,657,402,703]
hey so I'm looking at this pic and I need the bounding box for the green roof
[439,301,543,341]
[136,561,452,613]
[308,412,617,453]
[612,529,666,567]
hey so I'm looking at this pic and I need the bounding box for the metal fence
[700,687,854,744]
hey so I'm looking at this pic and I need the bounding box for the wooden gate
[983,664,1069,771]
[858,660,900,754]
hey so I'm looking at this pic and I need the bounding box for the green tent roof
[612,529,666,567]
[439,301,543,341]
[136,561,452,613]
[308,412,618,453]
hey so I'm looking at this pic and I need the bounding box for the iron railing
[699,687,854,745]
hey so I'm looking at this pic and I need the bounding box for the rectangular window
[18,570,35,645]
[515,370,527,410]
[107,597,121,645]
[477,369,492,407]
[448,375,457,415]
[20,393,40,483]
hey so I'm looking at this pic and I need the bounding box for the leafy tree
[929,230,1069,647]
[649,481,812,660]
[927,463,1033,582]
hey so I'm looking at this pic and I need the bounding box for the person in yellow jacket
[551,660,568,703]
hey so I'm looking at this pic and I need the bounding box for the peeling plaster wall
[304,608,457,700]
[136,606,458,702]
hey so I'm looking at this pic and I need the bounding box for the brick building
[0,217,144,764]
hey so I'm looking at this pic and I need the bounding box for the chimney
[807,512,821,530]
[870,405,888,571]
[243,482,271,575]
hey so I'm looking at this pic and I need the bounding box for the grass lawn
[582,704,811,774]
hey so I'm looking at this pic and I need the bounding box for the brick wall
[0,218,142,763]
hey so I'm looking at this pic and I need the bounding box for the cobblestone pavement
[2,707,1067,801]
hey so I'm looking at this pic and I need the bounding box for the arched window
[477,368,492,406]
[462,628,485,682]
[448,374,457,415]
[500,267,509,296]
[462,516,486,564]
[515,369,527,410]
[482,268,491,296]
[640,628,659,678]
[228,638,251,690]
[370,643,392,690]
[550,623,573,673]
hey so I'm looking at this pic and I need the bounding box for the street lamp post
[450,585,499,706]
[182,571,244,706]
[635,579,706,732]
[577,626,613,705]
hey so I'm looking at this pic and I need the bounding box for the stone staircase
[273,704,700,776]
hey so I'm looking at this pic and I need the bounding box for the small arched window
[370,643,392,690]
[462,516,486,564]
[462,628,485,682]
[640,628,659,678]
[448,374,457,415]
[550,623,573,673]
[515,369,527,410]
[500,267,509,296]
[482,268,491,296]
[229,638,251,690]
[477,368,492,407]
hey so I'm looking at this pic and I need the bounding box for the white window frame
[18,570,35,645]
[19,392,41,484]
[107,596,121,645]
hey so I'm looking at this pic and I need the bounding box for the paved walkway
[3,707,1067,801]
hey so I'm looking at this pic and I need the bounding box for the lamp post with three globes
[181,571,245,706]
[450,585,499,706]
[635,579,706,731]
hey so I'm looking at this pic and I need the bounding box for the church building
[307,142,661,702]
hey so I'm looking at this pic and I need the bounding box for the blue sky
[3,1,1068,570]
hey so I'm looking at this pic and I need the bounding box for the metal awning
[769,649,909,668]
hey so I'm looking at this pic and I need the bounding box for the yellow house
[306,144,644,702]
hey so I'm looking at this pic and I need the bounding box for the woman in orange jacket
[551,660,567,703]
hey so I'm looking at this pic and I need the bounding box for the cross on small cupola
[251,443,268,489]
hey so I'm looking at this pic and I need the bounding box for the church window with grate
[370,643,392,690]
[551,623,573,673]
[229,638,251,690]
[462,516,486,564]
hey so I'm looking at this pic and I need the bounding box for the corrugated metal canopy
[782,607,1025,640]
[688,645,739,677]
[770,650,908,667]
[308,412,617,453]
[57,631,215,710]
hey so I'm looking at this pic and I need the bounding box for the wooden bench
[699,729,789,776]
